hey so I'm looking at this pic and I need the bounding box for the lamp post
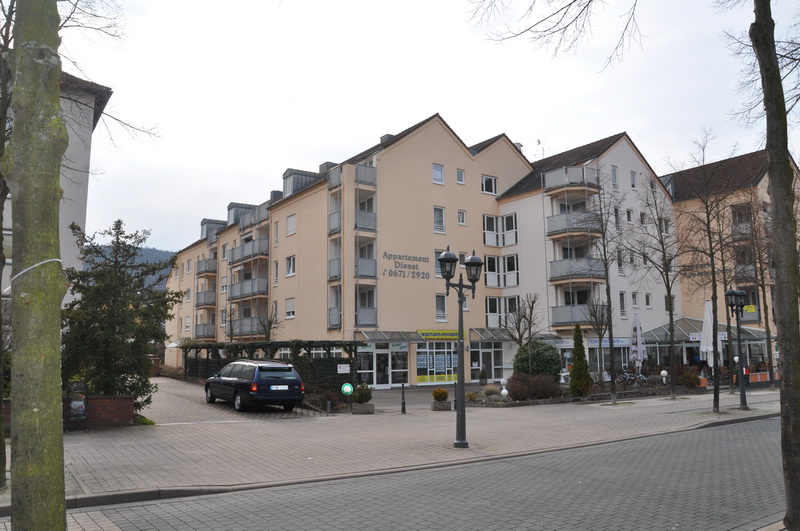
[725,288,749,410]
[438,246,483,448]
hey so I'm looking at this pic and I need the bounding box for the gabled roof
[60,72,113,130]
[500,132,627,199]
[662,150,768,203]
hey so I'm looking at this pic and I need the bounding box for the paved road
[5,417,784,531]
[0,378,785,529]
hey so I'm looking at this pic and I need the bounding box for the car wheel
[233,392,246,412]
[205,386,216,403]
[283,404,295,412]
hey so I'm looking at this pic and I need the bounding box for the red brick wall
[1,396,134,432]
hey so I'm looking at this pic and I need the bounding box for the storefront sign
[337,364,350,374]
[588,338,631,348]
[418,329,460,341]
[382,251,431,279]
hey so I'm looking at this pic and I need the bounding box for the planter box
[431,400,452,411]
[352,403,374,415]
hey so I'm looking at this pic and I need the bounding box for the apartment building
[1,73,112,301]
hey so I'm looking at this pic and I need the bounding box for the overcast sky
[60,0,798,252]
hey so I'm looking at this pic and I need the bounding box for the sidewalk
[0,379,785,526]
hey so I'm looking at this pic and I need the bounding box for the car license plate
[270,385,289,391]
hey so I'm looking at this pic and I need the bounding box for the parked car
[205,359,305,412]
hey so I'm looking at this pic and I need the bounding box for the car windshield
[257,366,297,380]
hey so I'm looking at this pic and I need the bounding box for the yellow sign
[417,329,461,341]
[744,305,756,314]
[416,374,459,384]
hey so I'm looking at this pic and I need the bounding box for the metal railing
[549,258,606,281]
[230,239,269,264]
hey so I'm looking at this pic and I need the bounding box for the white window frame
[502,214,517,246]
[456,169,465,184]
[619,291,627,318]
[483,215,499,246]
[435,249,445,278]
[611,166,619,190]
[645,293,652,308]
[186,259,192,273]
[626,209,633,224]
[220,309,227,327]
[273,260,279,286]
[432,163,444,185]
[221,276,227,293]
[435,294,447,322]
[482,175,497,195]
[286,255,296,277]
[457,210,466,225]
[285,298,296,319]
[222,244,228,261]
[185,288,191,302]
[184,316,191,331]
[274,221,279,247]
[286,214,297,236]
[630,170,637,189]
[433,206,446,233]
[632,292,639,308]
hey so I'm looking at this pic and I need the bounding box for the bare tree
[500,293,541,347]
[584,299,608,386]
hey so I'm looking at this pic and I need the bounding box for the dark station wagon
[205,360,305,412]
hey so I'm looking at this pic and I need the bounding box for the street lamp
[438,246,483,448]
[725,288,749,410]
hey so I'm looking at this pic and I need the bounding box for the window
[286,256,295,277]
[482,175,497,195]
[434,249,445,277]
[503,255,519,286]
[433,206,445,233]
[285,298,296,319]
[483,215,499,246]
[458,252,467,265]
[173,267,178,278]
[484,255,519,287]
[180,263,184,279]
[645,293,652,308]
[640,212,646,225]
[220,310,227,327]
[359,289,375,308]
[221,276,227,293]
[286,214,296,236]
[273,260,279,286]
[457,210,466,225]
[632,292,639,308]
[629,251,636,265]
[435,294,447,321]
[456,169,465,184]
[502,214,517,245]
[184,316,190,331]
[564,289,589,305]
[659,217,671,235]
[274,221,279,247]
[222,244,228,260]
[630,171,637,188]
[611,166,619,189]
[432,164,444,184]
[617,249,624,275]
[614,208,621,230]
[185,288,191,302]
[483,214,517,246]
[186,259,192,273]
[626,209,633,223]
[485,256,500,287]
[619,291,627,318]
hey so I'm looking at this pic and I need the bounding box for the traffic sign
[341,383,353,395]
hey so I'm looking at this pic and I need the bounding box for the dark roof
[60,72,113,130]
[662,150,768,203]
[500,132,627,199]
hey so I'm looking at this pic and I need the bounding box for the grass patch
[134,414,155,426]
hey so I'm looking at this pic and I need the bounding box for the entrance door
[375,352,390,388]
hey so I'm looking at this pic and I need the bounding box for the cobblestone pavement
[0,378,785,529]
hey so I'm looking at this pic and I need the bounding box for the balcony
[731,221,753,241]
[232,317,263,337]
[328,307,341,329]
[356,258,377,278]
[551,305,592,326]
[230,239,269,264]
[196,258,217,276]
[228,278,269,301]
[546,212,602,238]
[328,258,341,280]
[356,164,377,186]
[734,264,758,283]
[741,307,761,323]
[194,290,216,307]
[543,167,600,194]
[328,166,342,189]
[356,211,377,231]
[328,211,341,233]
[356,307,377,327]
[194,323,216,339]
[549,258,606,283]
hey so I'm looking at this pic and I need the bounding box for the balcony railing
[194,323,216,339]
[328,258,341,280]
[544,167,599,192]
[232,317,263,337]
[551,304,592,325]
[328,166,342,188]
[741,308,761,323]
[194,290,216,307]
[356,164,377,186]
[356,211,377,231]
[328,307,341,328]
[549,258,606,282]
[230,239,269,264]
[356,307,377,327]
[731,221,753,241]
[228,278,269,300]
[546,212,602,237]
[356,258,377,278]
[328,211,341,233]
[196,258,217,276]
[734,264,758,282]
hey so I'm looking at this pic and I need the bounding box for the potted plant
[431,387,452,411]
[351,383,374,414]
[479,368,488,385]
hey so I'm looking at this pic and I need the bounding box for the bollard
[401,382,406,414]
[326,400,332,414]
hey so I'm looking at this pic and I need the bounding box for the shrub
[647,374,664,387]
[306,389,346,410]
[352,383,373,404]
[676,371,700,388]
[506,376,530,401]
[465,392,480,402]
[483,384,500,396]
[513,340,561,379]
[432,388,449,401]
[529,374,561,399]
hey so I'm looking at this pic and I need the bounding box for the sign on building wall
[381,251,431,279]
[418,330,460,341]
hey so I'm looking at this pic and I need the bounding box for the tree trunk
[749,1,800,527]
[4,0,69,528]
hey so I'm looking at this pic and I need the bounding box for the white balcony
[549,258,606,282]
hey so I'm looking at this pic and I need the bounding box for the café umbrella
[699,300,714,378]
[629,312,647,373]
